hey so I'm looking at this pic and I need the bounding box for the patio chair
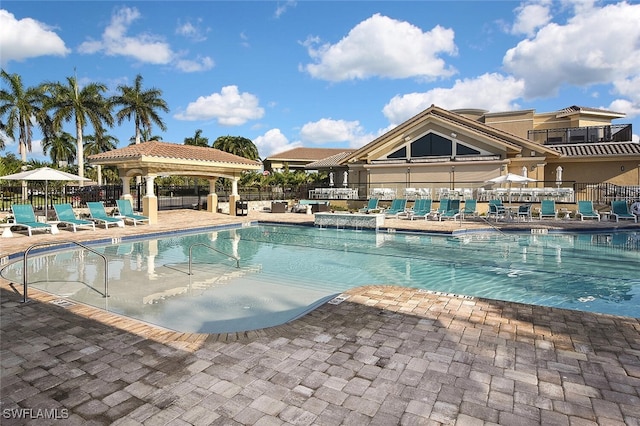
[486,199,506,222]
[10,204,51,236]
[439,199,461,221]
[87,202,125,229]
[538,200,558,220]
[116,199,150,226]
[516,204,532,222]
[427,198,450,220]
[576,201,600,221]
[611,201,637,223]
[383,199,407,218]
[399,199,432,220]
[457,199,478,220]
[358,198,379,213]
[53,203,96,232]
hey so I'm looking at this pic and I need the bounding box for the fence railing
[2,181,639,213]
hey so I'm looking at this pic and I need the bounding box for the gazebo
[88,141,261,224]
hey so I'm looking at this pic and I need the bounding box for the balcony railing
[528,124,632,145]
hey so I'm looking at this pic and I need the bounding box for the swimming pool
[2,224,639,333]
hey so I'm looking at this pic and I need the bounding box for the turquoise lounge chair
[611,201,637,223]
[538,200,558,220]
[87,202,125,229]
[358,198,379,213]
[458,199,478,220]
[53,203,96,232]
[400,199,433,220]
[516,204,532,222]
[576,201,600,221]
[383,199,407,218]
[487,199,506,222]
[11,204,51,236]
[116,199,149,226]
[439,199,461,221]
[427,198,450,220]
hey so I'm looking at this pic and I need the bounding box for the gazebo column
[120,176,133,202]
[207,178,218,213]
[228,178,239,216]
[142,174,158,224]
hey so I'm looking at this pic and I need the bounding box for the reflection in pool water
[2,225,639,333]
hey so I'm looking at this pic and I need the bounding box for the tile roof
[551,142,640,157]
[88,141,260,166]
[266,147,354,161]
[305,151,354,169]
[556,105,625,117]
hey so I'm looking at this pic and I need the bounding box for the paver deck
[1,209,639,425]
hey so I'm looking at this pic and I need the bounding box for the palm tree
[112,74,169,145]
[212,135,260,160]
[45,75,113,182]
[42,131,76,165]
[0,70,49,163]
[184,129,209,147]
[128,130,162,145]
[84,132,118,156]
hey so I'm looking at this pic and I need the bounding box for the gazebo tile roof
[88,141,260,166]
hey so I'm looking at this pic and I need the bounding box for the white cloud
[175,56,214,72]
[275,1,297,18]
[382,73,526,125]
[78,6,212,72]
[299,118,375,148]
[510,1,552,37]
[176,19,208,42]
[503,2,640,99]
[0,10,69,65]
[174,85,265,125]
[254,129,300,158]
[302,13,457,82]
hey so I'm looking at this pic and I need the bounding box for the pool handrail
[188,243,240,275]
[22,241,109,303]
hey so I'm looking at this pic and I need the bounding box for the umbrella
[486,173,537,204]
[1,166,89,220]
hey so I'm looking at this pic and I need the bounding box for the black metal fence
[2,181,639,213]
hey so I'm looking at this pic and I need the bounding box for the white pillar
[231,178,239,196]
[146,175,156,196]
[143,174,158,224]
[121,176,132,200]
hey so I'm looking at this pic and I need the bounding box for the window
[411,134,452,157]
[388,146,407,159]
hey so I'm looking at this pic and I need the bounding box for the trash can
[235,201,248,216]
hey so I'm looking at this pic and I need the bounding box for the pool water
[3,225,639,333]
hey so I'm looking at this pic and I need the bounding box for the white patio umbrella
[486,173,537,204]
[1,166,89,220]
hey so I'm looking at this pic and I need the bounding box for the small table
[1,222,13,238]
[48,221,60,234]
[600,211,611,221]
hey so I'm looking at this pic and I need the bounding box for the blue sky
[2,0,639,163]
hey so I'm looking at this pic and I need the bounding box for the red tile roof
[266,147,355,161]
[88,141,260,166]
[552,142,640,156]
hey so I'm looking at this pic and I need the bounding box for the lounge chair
[576,201,600,221]
[457,199,477,220]
[87,202,125,229]
[10,204,51,236]
[439,199,461,221]
[358,198,379,213]
[487,199,506,222]
[427,198,450,220]
[516,204,533,222]
[116,199,150,226]
[611,200,637,223]
[53,203,96,232]
[383,199,407,218]
[538,200,558,220]
[399,199,433,220]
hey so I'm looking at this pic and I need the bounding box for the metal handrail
[188,243,240,275]
[22,241,109,303]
